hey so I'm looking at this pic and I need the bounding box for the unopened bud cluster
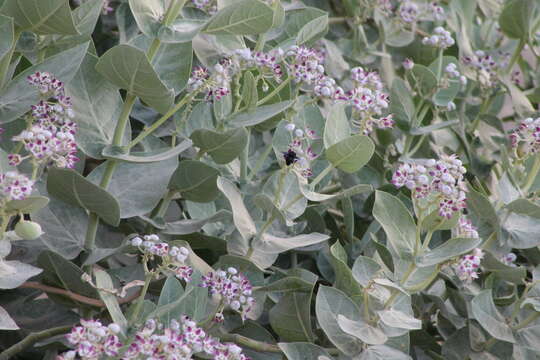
[422,27,455,49]
[392,155,467,219]
[131,234,193,282]
[509,117,540,157]
[461,50,509,89]
[201,267,255,321]
[10,72,78,169]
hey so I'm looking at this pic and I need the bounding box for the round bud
[131,237,143,246]
[15,221,43,240]
[108,323,121,334]
[285,123,296,132]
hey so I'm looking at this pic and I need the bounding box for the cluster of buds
[399,1,419,23]
[58,319,122,359]
[10,72,78,169]
[398,1,445,24]
[283,123,319,178]
[234,48,284,82]
[191,0,217,14]
[422,27,455,49]
[455,217,479,239]
[461,50,509,89]
[201,267,255,321]
[455,248,484,282]
[285,46,326,85]
[0,171,34,202]
[187,62,231,101]
[131,234,193,282]
[59,317,250,360]
[444,63,467,86]
[348,67,394,135]
[509,117,540,157]
[391,155,468,219]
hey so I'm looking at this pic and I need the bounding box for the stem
[155,190,177,219]
[523,154,540,193]
[240,129,251,181]
[247,141,273,181]
[257,77,292,106]
[0,325,73,360]
[436,48,444,81]
[129,93,193,149]
[254,33,266,52]
[0,30,21,89]
[0,215,10,240]
[513,312,540,331]
[470,96,492,132]
[310,164,334,188]
[112,94,137,147]
[130,272,153,325]
[506,39,525,74]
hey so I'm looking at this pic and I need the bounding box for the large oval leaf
[326,135,374,173]
[191,127,248,164]
[203,0,274,35]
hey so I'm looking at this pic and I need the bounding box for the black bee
[283,149,299,166]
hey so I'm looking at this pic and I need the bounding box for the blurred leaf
[0,260,42,289]
[498,0,537,39]
[203,0,274,35]
[157,276,185,324]
[390,78,415,127]
[338,315,388,345]
[164,210,231,235]
[6,196,49,214]
[279,342,333,360]
[377,309,421,330]
[471,290,515,343]
[168,160,220,202]
[228,100,294,127]
[47,167,120,226]
[417,237,482,267]
[296,14,328,45]
[326,135,375,173]
[191,127,248,164]
[352,256,381,287]
[94,269,128,332]
[329,242,363,304]
[324,103,350,149]
[102,139,192,163]
[0,305,18,330]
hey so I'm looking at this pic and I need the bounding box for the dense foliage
[1,0,540,359]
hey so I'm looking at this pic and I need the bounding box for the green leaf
[254,232,330,254]
[128,0,170,37]
[94,269,128,332]
[260,171,307,224]
[315,286,364,356]
[429,56,461,106]
[158,18,204,43]
[102,139,192,163]
[95,44,174,113]
[5,196,49,213]
[0,306,18,330]
[0,15,13,61]
[164,210,231,235]
[0,0,79,35]
[47,167,120,226]
[417,237,482,267]
[352,256,381,287]
[241,71,258,112]
[274,7,327,44]
[0,260,42,289]
[329,242,363,304]
[499,0,537,39]
[73,0,103,36]
[269,270,317,342]
[203,0,274,35]
[377,309,422,330]
[482,251,526,284]
[37,251,97,299]
[383,20,414,47]
[228,101,294,127]
[373,191,416,259]
[191,127,248,164]
[389,78,415,127]
[157,276,185,324]
[0,42,89,124]
[326,135,375,173]
[337,315,388,345]
[279,342,333,360]
[323,103,350,148]
[69,53,126,159]
[168,160,220,202]
[471,290,515,343]
[421,209,459,231]
[296,14,328,46]
[217,176,257,249]
[506,199,540,219]
[358,345,412,360]
[87,156,178,219]
[408,65,437,98]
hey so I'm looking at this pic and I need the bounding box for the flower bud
[14,221,43,240]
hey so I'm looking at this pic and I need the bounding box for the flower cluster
[201,267,255,321]
[283,123,318,178]
[58,319,122,360]
[461,50,509,89]
[10,72,78,169]
[131,234,193,282]
[391,155,468,218]
[444,63,467,86]
[123,317,249,360]
[102,0,113,14]
[234,48,284,81]
[286,46,326,85]
[455,248,484,282]
[509,117,540,157]
[399,1,419,23]
[348,66,393,134]
[59,317,250,360]
[422,27,455,49]
[397,1,445,24]
[0,171,34,202]
[191,0,217,14]
[188,61,232,101]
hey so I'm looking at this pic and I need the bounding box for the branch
[216,333,340,355]
[0,325,72,360]
[21,281,141,308]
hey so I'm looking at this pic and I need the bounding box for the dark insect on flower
[283,149,298,166]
